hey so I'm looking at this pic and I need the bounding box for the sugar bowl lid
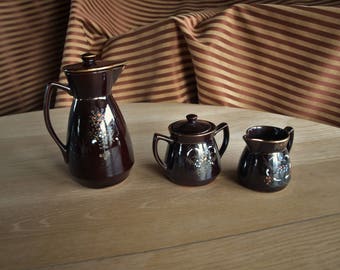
[169,114,215,136]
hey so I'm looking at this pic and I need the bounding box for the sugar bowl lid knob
[186,114,198,123]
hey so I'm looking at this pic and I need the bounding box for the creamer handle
[284,126,294,153]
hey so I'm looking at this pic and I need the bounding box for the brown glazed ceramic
[238,126,294,192]
[43,53,134,188]
[153,114,229,186]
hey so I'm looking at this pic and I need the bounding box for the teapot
[153,114,229,186]
[238,126,294,192]
[43,53,134,188]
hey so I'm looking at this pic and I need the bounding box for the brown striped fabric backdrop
[56,0,340,126]
[0,0,70,115]
[1,1,340,127]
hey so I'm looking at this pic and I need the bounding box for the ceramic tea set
[43,54,294,192]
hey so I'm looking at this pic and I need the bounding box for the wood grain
[0,103,339,270]
[37,214,340,270]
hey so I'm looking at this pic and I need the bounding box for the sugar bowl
[153,114,229,186]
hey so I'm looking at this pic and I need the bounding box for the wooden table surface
[1,103,339,270]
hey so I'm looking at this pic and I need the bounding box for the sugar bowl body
[153,114,229,186]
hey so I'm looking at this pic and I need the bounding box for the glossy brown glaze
[153,115,229,186]
[238,126,294,192]
[43,53,134,188]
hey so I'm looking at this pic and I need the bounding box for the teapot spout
[111,63,126,85]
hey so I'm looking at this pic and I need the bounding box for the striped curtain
[0,0,70,115]
[54,0,340,126]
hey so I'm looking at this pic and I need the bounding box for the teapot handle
[284,126,294,153]
[43,82,71,163]
[152,133,174,170]
[214,123,229,157]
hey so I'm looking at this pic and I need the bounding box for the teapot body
[43,54,134,188]
[66,96,134,188]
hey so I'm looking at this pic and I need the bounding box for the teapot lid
[63,53,125,73]
[169,114,215,136]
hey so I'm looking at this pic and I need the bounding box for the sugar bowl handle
[43,82,71,163]
[214,123,229,157]
[152,133,174,170]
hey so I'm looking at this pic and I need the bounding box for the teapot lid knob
[81,53,96,66]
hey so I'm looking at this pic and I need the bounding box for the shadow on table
[145,162,244,190]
